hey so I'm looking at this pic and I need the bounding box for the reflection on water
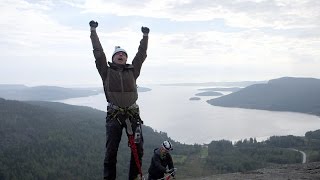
[58,85,320,144]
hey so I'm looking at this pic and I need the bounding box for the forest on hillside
[1,98,320,179]
[205,132,320,174]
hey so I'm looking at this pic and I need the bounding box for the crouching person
[148,141,175,180]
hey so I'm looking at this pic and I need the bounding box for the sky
[0,0,319,87]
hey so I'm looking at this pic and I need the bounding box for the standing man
[89,20,149,180]
[148,141,175,180]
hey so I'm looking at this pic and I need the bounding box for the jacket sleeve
[152,154,167,174]
[167,153,174,171]
[90,30,108,81]
[132,35,148,79]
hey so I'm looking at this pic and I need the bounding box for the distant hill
[190,97,201,101]
[137,86,152,92]
[197,87,242,92]
[207,77,320,116]
[195,91,223,96]
[161,81,266,87]
[0,84,101,101]
[0,84,151,101]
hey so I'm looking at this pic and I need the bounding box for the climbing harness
[107,103,140,120]
[107,103,144,180]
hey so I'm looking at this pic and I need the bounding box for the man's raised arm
[132,26,149,79]
[89,20,108,81]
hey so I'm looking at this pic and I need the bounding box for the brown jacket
[90,30,148,108]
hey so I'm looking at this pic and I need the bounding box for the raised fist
[89,20,98,28]
[141,26,150,34]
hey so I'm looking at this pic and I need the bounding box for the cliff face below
[184,162,320,180]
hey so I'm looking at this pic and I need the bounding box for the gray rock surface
[183,162,320,180]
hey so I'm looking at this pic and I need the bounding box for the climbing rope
[128,135,143,179]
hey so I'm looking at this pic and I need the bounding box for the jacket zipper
[119,72,124,93]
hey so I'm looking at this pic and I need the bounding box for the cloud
[67,0,320,29]
[148,27,320,67]
[0,0,84,55]
[0,0,96,85]
[0,0,319,85]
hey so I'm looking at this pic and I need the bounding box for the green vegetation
[172,155,187,164]
[200,146,208,158]
[0,98,319,179]
[0,98,197,179]
[206,139,300,173]
[205,132,320,174]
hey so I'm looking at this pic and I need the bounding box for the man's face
[160,147,169,155]
[113,51,127,65]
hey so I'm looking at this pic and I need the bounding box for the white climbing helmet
[162,140,173,151]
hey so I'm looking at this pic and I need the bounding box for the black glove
[89,20,98,28]
[141,26,150,34]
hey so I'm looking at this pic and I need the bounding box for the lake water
[58,85,320,144]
